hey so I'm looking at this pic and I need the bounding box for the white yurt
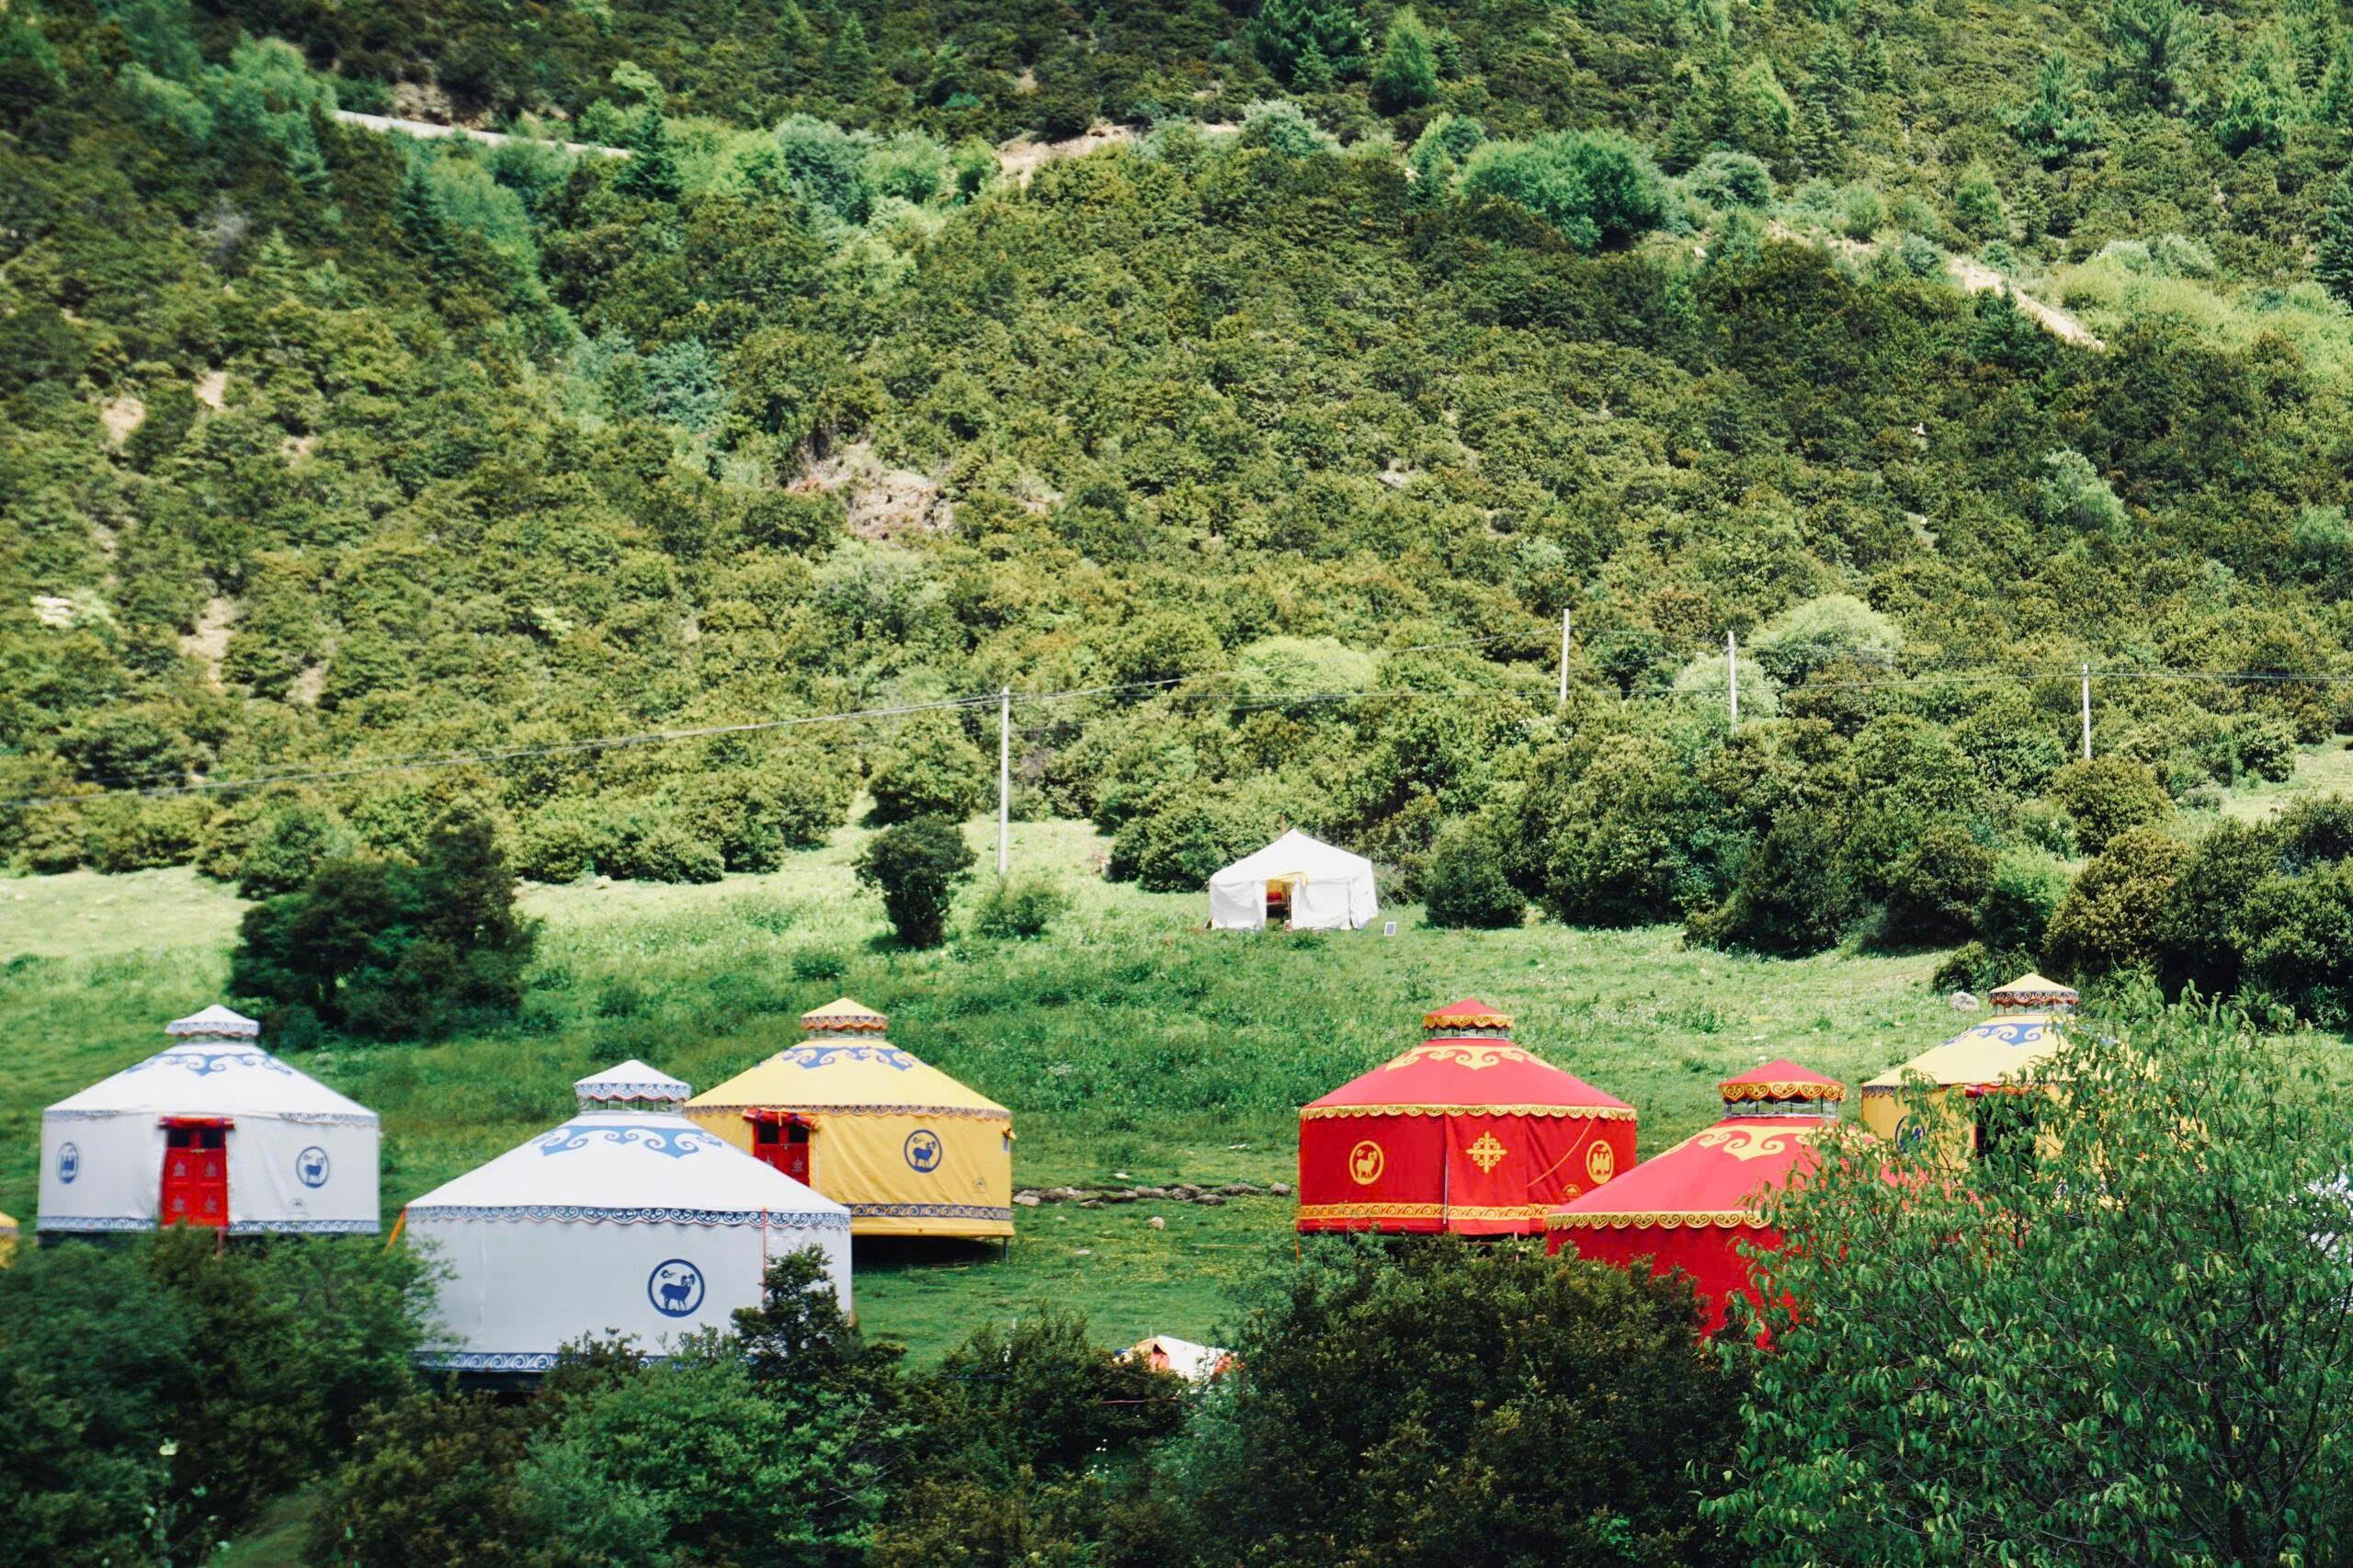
[39,1006,381,1237]
[1208,829,1380,931]
[403,1064,851,1373]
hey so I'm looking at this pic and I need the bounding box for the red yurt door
[749,1115,813,1186]
[161,1118,230,1229]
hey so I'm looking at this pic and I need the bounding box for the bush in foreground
[855,817,976,947]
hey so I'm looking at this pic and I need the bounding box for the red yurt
[1545,1059,1842,1335]
[1296,999,1636,1236]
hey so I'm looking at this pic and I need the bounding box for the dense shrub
[230,807,540,1040]
[1749,595,1902,686]
[970,873,1072,939]
[855,817,977,947]
[1689,811,1862,956]
[2042,825,2190,978]
[1422,816,1528,928]
[1458,130,1668,251]
[235,799,357,897]
[307,1391,540,1567]
[1,1232,430,1568]
[1976,850,2072,955]
[867,713,989,825]
[1146,1239,1743,1565]
[1878,822,1995,948]
[2046,756,2172,853]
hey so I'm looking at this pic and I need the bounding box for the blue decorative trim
[38,1215,153,1233]
[45,1109,127,1122]
[415,1350,561,1372]
[41,1108,374,1125]
[405,1204,848,1228]
[849,1202,1015,1221]
[692,1101,1007,1121]
[126,1051,298,1079]
[536,1124,717,1161]
[780,1043,916,1071]
[578,1083,689,1100]
[229,1218,380,1234]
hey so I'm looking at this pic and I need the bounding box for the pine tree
[2104,0,2199,112]
[1796,33,1857,176]
[1370,7,1438,112]
[619,108,683,202]
[2320,35,2353,126]
[1954,160,2006,238]
[394,163,460,284]
[2214,30,2302,155]
[2315,175,2353,307]
[2005,51,2106,167]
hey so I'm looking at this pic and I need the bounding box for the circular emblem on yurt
[647,1259,705,1319]
[56,1142,80,1184]
[904,1129,943,1173]
[1585,1142,1616,1186]
[1347,1140,1385,1186]
[297,1146,331,1187]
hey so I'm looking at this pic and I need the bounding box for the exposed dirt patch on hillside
[194,370,229,409]
[100,393,146,447]
[791,441,954,539]
[1946,256,2103,348]
[179,597,238,690]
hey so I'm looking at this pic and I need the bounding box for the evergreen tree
[2104,0,2200,111]
[393,162,460,284]
[2319,35,2353,125]
[2214,30,2302,154]
[1370,7,1438,112]
[1247,0,1369,85]
[618,108,684,202]
[2005,51,2106,166]
[1796,33,1857,176]
[2315,175,2353,307]
[1953,159,2006,238]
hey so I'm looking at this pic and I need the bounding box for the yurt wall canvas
[1208,830,1379,932]
[404,1086,850,1373]
[39,1008,380,1236]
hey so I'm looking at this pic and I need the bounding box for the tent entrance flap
[162,1121,229,1229]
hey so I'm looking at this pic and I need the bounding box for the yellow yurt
[0,1211,17,1267]
[1859,973,2076,1162]
[687,999,1012,1239]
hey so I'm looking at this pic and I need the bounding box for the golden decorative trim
[1301,1103,1635,1122]
[1386,1042,1531,1072]
[1719,1080,1846,1103]
[1546,1210,1768,1231]
[1422,1010,1512,1031]
[1689,1126,1818,1163]
[1298,1201,1553,1222]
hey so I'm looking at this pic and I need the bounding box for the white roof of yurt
[574,1060,692,1108]
[1211,829,1370,888]
[46,1007,376,1125]
[404,1109,849,1225]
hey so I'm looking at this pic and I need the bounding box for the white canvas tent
[1209,830,1379,931]
[39,1006,381,1236]
[404,1065,851,1373]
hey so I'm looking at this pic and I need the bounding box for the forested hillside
[10,0,2353,996]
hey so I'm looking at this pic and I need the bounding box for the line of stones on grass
[1013,1181,1290,1209]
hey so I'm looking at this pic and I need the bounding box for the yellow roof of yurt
[688,999,1008,1119]
[1862,975,2075,1095]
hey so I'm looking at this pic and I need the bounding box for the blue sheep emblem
[647,1259,704,1318]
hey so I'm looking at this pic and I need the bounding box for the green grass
[2214,740,2353,824]
[1,816,1967,1358]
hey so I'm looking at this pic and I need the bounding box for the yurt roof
[1719,1059,1847,1103]
[1210,829,1370,885]
[1861,1013,2067,1095]
[404,1109,847,1225]
[1987,971,2080,1011]
[688,998,1008,1119]
[165,1005,261,1039]
[46,1014,375,1124]
[574,1059,691,1104]
[1302,998,1632,1121]
[1548,1113,1835,1232]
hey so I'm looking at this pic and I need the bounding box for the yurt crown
[574,1060,691,1111]
[1421,998,1513,1040]
[1986,972,2080,1014]
[801,997,890,1040]
[1718,1060,1845,1117]
[165,1005,261,1042]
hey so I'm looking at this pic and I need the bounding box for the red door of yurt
[748,1113,813,1186]
[161,1117,230,1229]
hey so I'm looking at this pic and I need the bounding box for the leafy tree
[2046,755,2171,853]
[307,1391,540,1567]
[1458,130,1668,252]
[236,799,356,898]
[1689,810,1862,956]
[854,817,976,947]
[1717,996,2353,1564]
[1153,1239,1744,1565]
[1749,594,1901,686]
[1370,7,1438,112]
[1422,816,1527,928]
[2035,448,2128,534]
[1688,150,1775,210]
[1952,161,2006,239]
[1406,111,1485,186]
[1976,850,2071,955]
[1880,821,1995,947]
[617,109,684,202]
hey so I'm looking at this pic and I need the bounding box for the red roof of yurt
[1546,1059,1841,1334]
[1301,999,1636,1122]
[1297,1000,1636,1236]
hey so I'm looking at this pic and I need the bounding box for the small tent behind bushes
[1859,973,2075,1163]
[1210,829,1378,931]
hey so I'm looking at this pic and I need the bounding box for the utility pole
[1558,608,1572,705]
[997,686,1011,876]
[2080,664,2092,761]
[1727,631,1739,726]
